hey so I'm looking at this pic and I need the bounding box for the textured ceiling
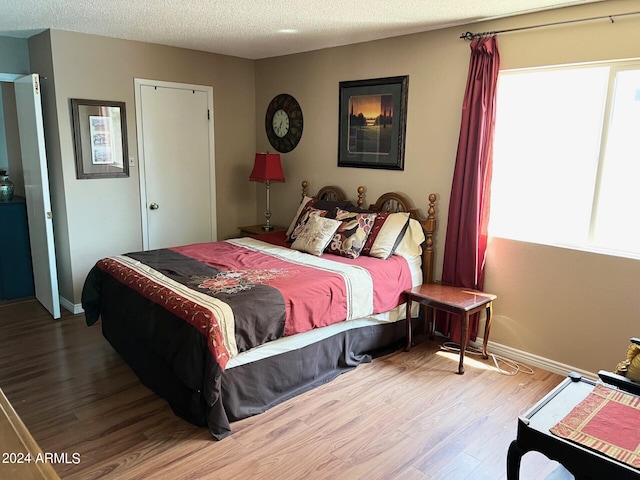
[0,0,604,59]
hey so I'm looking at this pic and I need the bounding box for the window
[489,61,640,258]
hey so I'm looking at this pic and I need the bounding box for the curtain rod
[460,10,640,40]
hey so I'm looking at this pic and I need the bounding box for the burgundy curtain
[436,35,500,344]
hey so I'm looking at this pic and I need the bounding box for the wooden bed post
[356,186,365,209]
[423,193,437,284]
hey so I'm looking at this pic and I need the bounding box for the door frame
[134,78,216,250]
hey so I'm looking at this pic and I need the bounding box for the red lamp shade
[249,153,285,183]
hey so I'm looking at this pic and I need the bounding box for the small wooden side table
[238,224,286,236]
[405,283,497,374]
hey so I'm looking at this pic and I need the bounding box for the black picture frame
[71,99,129,179]
[338,75,408,170]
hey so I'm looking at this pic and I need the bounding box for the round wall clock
[265,94,303,153]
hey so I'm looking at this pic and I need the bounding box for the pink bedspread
[172,236,412,337]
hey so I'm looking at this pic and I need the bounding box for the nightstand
[238,224,287,236]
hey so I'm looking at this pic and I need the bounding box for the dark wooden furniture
[404,283,496,374]
[507,373,640,480]
[0,388,60,479]
[238,224,286,236]
[0,196,35,300]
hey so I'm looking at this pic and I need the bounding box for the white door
[14,74,60,319]
[135,80,216,250]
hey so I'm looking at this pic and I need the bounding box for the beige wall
[28,30,257,305]
[255,0,640,374]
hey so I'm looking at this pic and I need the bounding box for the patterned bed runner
[550,383,640,469]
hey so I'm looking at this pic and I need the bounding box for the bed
[82,182,437,440]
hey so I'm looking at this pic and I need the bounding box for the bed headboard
[301,180,347,203]
[301,181,437,284]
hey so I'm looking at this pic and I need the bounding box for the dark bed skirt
[221,320,406,422]
[101,309,405,439]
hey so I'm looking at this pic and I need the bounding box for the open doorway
[1,80,24,195]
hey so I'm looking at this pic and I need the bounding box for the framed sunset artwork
[338,75,408,170]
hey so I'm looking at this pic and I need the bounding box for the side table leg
[428,306,436,340]
[458,312,468,374]
[506,440,523,480]
[405,295,413,351]
[482,302,493,359]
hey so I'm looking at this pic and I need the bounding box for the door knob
[149,203,159,210]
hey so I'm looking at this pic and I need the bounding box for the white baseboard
[59,296,84,315]
[470,337,597,381]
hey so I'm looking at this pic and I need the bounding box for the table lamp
[249,153,285,230]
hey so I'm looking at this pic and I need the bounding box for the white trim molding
[470,337,597,381]
[59,296,84,315]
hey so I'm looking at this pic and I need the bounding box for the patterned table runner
[550,383,640,469]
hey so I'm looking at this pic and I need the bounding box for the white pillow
[368,212,410,259]
[394,218,425,259]
[291,215,341,256]
[286,196,314,237]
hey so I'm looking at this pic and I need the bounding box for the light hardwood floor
[0,298,569,479]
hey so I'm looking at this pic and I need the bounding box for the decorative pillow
[291,215,341,256]
[287,207,332,243]
[393,218,425,259]
[326,208,377,259]
[286,196,316,238]
[362,212,410,259]
[362,212,389,256]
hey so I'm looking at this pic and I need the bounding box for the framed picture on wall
[338,75,408,170]
[71,99,129,179]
